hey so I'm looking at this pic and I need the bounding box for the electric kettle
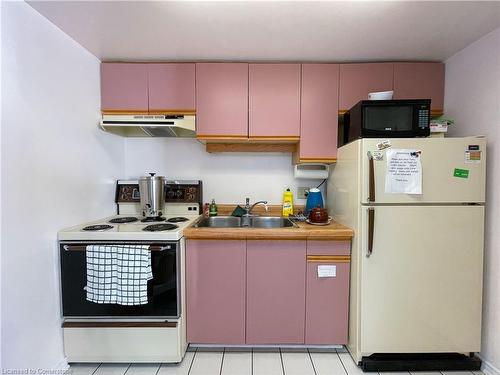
[305,188,324,214]
[138,173,166,218]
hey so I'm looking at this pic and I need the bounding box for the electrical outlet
[297,187,310,199]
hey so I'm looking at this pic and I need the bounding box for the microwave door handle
[367,207,375,257]
[367,151,375,203]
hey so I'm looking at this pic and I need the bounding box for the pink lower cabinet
[186,240,246,344]
[305,241,351,344]
[246,240,306,344]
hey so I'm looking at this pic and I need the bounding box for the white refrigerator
[328,137,486,366]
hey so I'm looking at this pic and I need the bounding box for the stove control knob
[167,191,175,198]
[187,193,195,201]
[176,190,183,197]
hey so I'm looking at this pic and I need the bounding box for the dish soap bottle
[209,199,218,217]
[282,188,294,217]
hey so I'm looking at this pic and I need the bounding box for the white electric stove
[58,180,202,363]
[58,213,199,241]
[58,180,202,242]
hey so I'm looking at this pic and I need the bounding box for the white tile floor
[68,348,484,375]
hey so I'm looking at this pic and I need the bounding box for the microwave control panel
[418,107,430,129]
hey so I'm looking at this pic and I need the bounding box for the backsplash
[124,138,325,205]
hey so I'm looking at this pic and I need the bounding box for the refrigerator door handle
[367,151,375,203]
[367,207,375,257]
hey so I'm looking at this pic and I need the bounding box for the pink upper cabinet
[246,240,306,344]
[393,62,445,111]
[195,63,249,137]
[300,64,340,161]
[148,64,195,111]
[100,63,149,112]
[186,240,246,344]
[249,64,301,138]
[339,63,394,110]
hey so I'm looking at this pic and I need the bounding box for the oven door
[60,241,179,318]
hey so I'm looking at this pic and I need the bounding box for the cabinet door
[100,63,149,112]
[148,64,195,112]
[393,62,445,111]
[339,63,394,111]
[186,240,246,344]
[246,240,306,344]
[300,64,339,161]
[249,64,301,138]
[305,241,350,344]
[195,63,248,138]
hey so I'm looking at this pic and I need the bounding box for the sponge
[231,205,246,217]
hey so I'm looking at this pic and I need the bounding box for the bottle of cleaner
[282,188,294,217]
[209,199,218,217]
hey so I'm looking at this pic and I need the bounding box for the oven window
[60,245,178,317]
[363,106,413,132]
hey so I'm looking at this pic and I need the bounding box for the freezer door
[360,137,486,204]
[359,205,484,355]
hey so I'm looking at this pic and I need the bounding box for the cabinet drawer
[63,324,181,362]
[307,240,350,256]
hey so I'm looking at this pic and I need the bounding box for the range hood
[100,114,196,137]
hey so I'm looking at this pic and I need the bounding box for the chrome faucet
[242,198,269,226]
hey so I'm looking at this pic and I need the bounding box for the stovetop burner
[142,223,179,232]
[82,224,114,231]
[108,216,139,224]
[167,217,189,223]
[141,216,166,223]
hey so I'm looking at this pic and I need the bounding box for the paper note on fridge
[317,265,336,278]
[385,149,422,194]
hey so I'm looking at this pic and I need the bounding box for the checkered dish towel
[85,245,153,305]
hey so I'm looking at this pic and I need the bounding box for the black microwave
[343,99,431,144]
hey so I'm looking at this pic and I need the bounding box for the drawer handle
[306,255,350,263]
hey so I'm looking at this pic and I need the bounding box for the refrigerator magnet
[465,150,481,163]
[377,140,391,150]
[371,151,384,161]
[453,168,469,179]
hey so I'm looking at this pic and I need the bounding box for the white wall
[445,27,500,375]
[124,138,324,206]
[1,2,124,369]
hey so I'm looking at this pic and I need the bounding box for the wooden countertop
[183,219,354,241]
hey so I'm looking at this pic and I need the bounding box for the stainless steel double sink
[193,216,296,228]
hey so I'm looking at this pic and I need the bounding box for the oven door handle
[63,244,172,251]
